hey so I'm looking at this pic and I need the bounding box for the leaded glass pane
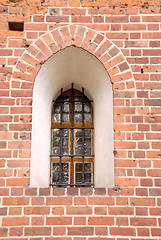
[52,129,69,155]
[75,163,92,185]
[53,98,69,123]
[52,163,69,184]
[74,129,92,156]
[84,102,91,123]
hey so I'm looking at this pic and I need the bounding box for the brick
[94,188,106,195]
[53,188,65,196]
[109,0,120,7]
[94,207,107,215]
[136,207,148,216]
[88,197,114,205]
[130,217,157,226]
[121,0,147,7]
[82,0,107,7]
[2,217,29,226]
[0,207,7,215]
[116,217,128,226]
[109,207,134,215]
[52,207,64,215]
[10,227,23,236]
[67,188,78,196]
[24,207,50,215]
[46,197,72,205]
[68,227,94,236]
[110,227,135,236]
[46,217,72,225]
[53,227,66,235]
[130,198,155,206]
[149,188,161,196]
[25,227,51,236]
[80,188,93,196]
[9,207,22,215]
[39,188,50,196]
[66,207,92,215]
[0,228,8,237]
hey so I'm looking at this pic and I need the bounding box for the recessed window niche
[30,46,114,188]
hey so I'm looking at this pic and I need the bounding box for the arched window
[50,84,94,187]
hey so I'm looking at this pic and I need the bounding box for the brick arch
[12,24,134,90]
[11,25,137,188]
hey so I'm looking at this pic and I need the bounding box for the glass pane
[52,129,69,156]
[75,129,92,156]
[53,113,60,123]
[63,102,69,112]
[53,147,60,155]
[54,103,61,113]
[52,163,60,171]
[62,113,69,122]
[75,129,83,155]
[53,99,69,123]
[84,173,91,183]
[84,163,91,172]
[52,172,59,183]
[75,102,82,112]
[75,173,82,183]
[75,113,82,123]
[62,172,68,183]
[76,163,82,172]
[84,113,91,123]
[84,103,91,113]
[62,163,68,172]
[52,163,69,184]
[75,162,92,185]
[85,129,92,155]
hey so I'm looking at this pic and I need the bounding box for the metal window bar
[51,83,94,187]
[50,183,94,187]
[82,88,85,184]
[59,88,63,185]
[71,83,74,185]
[53,100,93,103]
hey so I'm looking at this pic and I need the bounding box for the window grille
[50,83,94,187]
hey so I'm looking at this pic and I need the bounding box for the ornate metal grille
[50,83,94,187]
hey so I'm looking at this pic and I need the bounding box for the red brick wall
[0,0,161,239]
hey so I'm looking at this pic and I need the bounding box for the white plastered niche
[30,46,114,188]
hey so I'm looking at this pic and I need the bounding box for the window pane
[75,129,83,155]
[53,100,69,123]
[53,103,61,123]
[75,163,92,185]
[84,163,91,172]
[53,113,61,123]
[84,102,91,113]
[76,163,82,172]
[62,113,69,122]
[75,172,82,183]
[75,102,82,112]
[75,102,91,123]
[84,113,91,123]
[84,173,91,183]
[52,163,69,184]
[75,112,82,123]
[75,129,92,156]
[52,129,69,155]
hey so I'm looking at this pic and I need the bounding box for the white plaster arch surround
[31,46,114,188]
